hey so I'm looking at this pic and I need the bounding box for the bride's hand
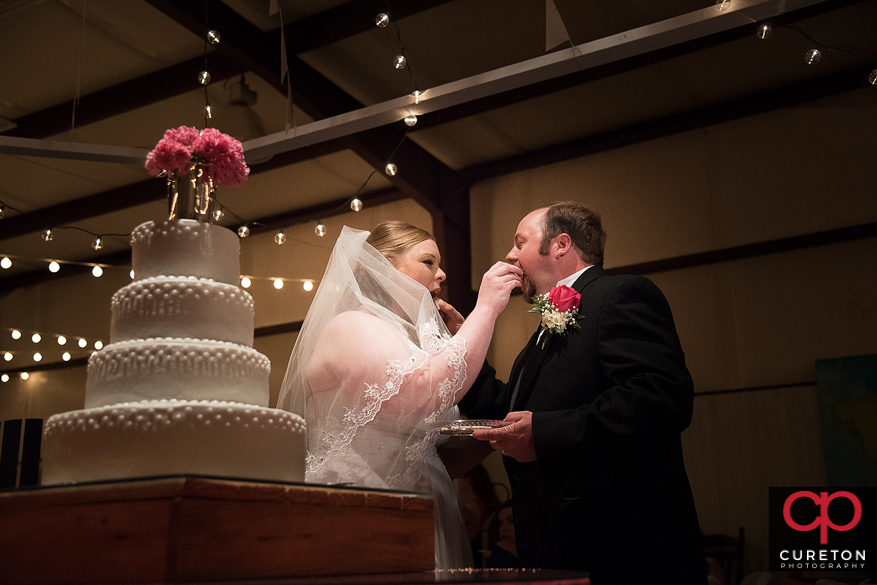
[476,261,523,316]
[436,299,465,334]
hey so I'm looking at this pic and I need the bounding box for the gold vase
[167,167,215,222]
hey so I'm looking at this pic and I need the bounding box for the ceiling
[1,0,875,304]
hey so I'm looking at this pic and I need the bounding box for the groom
[459,202,707,584]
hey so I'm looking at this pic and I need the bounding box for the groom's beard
[522,273,537,304]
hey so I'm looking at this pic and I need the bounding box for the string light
[57,336,67,345]
[274,230,287,245]
[240,277,251,288]
[350,198,363,212]
[413,90,423,104]
[1,374,8,382]
[375,13,389,27]
[42,229,53,242]
[403,114,418,127]
[394,55,407,69]
[756,24,772,39]
[1,257,11,269]
[0,203,4,218]
[198,71,211,85]
[31,333,41,343]
[213,206,225,222]
[238,225,250,238]
[205,104,213,119]
[33,353,42,362]
[92,236,103,250]
[4,352,12,361]
[21,372,29,380]
[716,0,731,10]
[92,265,103,277]
[207,30,221,44]
[303,280,314,292]
[78,338,87,348]
[48,261,60,273]
[11,330,21,340]
[273,278,284,289]
[94,340,103,350]
[805,48,822,65]
[62,352,71,361]
[870,70,877,85]
[315,221,327,237]
[385,163,398,176]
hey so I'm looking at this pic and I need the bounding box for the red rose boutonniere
[529,285,585,348]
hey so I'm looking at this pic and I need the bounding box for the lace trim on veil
[306,323,468,490]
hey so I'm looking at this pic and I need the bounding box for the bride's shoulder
[323,310,396,337]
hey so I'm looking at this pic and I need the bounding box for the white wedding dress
[278,227,473,569]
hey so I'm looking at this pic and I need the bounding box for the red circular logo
[783,490,862,545]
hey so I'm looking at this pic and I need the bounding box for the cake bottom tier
[41,400,306,485]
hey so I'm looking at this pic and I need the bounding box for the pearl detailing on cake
[132,220,240,285]
[111,276,255,346]
[85,339,270,408]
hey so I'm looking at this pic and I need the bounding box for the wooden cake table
[0,475,435,584]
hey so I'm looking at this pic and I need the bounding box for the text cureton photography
[769,487,875,572]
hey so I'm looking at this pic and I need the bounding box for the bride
[277,221,521,569]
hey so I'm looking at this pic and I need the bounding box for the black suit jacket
[460,267,707,585]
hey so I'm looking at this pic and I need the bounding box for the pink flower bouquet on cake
[145,126,249,187]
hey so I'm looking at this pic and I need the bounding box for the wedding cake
[40,219,306,485]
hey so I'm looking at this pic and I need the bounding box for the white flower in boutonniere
[529,285,585,348]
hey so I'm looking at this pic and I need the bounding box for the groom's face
[506,209,551,303]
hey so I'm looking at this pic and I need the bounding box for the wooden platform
[0,476,435,585]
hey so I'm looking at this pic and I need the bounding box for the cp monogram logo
[783,491,863,545]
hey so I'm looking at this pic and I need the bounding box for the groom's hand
[436,299,465,334]
[472,411,536,462]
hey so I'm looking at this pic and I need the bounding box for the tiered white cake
[41,219,306,485]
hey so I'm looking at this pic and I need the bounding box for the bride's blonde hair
[366,220,435,264]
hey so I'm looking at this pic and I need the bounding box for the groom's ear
[553,233,574,259]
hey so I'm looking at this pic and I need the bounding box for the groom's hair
[367,220,435,264]
[539,201,606,267]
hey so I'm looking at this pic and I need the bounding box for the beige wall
[1,85,875,574]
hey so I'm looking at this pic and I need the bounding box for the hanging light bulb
[273,278,284,289]
[238,225,250,238]
[57,336,67,345]
[385,163,398,176]
[869,69,877,85]
[207,29,221,44]
[21,372,29,380]
[403,114,418,127]
[62,352,71,362]
[130,270,135,279]
[4,352,12,361]
[715,0,731,10]
[213,206,225,222]
[92,265,103,277]
[303,280,314,292]
[42,228,53,242]
[11,330,21,340]
[805,48,822,65]
[412,90,423,104]
[94,340,103,350]
[92,237,103,250]
[33,353,42,362]
[205,104,213,119]
[78,338,87,348]
[350,198,363,212]
[1,257,11,269]
[756,23,772,39]
[48,261,60,273]
[274,230,287,245]
[315,221,327,237]
[393,55,407,69]
[240,277,251,288]
[1,374,8,383]
[31,333,41,343]
[198,71,211,85]
[375,12,389,27]
[0,204,4,218]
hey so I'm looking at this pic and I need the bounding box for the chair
[704,527,745,585]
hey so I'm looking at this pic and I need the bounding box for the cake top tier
[132,220,240,285]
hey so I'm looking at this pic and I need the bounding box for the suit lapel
[510,266,605,411]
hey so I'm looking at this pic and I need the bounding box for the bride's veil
[276,226,461,489]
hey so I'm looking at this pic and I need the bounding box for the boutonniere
[529,285,585,348]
